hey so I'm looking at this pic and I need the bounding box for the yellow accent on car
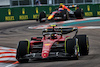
[64,37,70,53]
[48,15,53,20]
[61,28,62,32]
[50,25,57,27]
[25,39,30,54]
[44,54,46,56]
[86,36,89,50]
[60,3,63,5]
[45,44,50,46]
[76,38,79,53]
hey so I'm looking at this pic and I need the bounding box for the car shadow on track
[18,54,100,64]
[22,57,80,63]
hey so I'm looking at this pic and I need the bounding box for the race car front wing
[19,52,76,60]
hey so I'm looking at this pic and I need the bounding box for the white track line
[81,26,100,29]
[0,58,16,61]
[0,46,17,62]
[0,54,16,57]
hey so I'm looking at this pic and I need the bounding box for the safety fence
[0,4,100,22]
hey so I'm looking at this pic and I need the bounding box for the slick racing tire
[66,38,79,60]
[74,9,84,19]
[16,41,30,63]
[39,12,46,23]
[76,35,89,56]
[61,10,69,21]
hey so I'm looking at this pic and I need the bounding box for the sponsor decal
[97,11,100,15]
[45,44,50,46]
[87,5,90,11]
[22,8,25,14]
[85,12,93,16]
[49,7,52,13]
[36,7,39,14]
[5,9,15,21]
[19,15,28,20]
[33,14,39,19]
[8,9,11,15]
[5,16,15,21]
[19,8,29,20]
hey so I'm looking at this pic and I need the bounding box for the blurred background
[0,0,100,7]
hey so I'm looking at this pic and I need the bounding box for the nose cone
[48,15,53,20]
[42,52,49,58]
[42,43,52,58]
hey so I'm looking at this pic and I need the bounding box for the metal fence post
[53,0,55,5]
[83,0,85,4]
[10,0,12,8]
[57,0,59,4]
[48,0,52,5]
[65,0,68,5]
[18,0,20,6]
[92,0,95,4]
[73,0,75,5]
[47,0,49,4]
[32,0,34,7]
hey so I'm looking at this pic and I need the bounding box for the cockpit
[43,32,62,39]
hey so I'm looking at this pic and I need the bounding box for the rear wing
[42,27,78,35]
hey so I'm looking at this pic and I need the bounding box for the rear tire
[36,19,38,21]
[16,41,29,63]
[66,38,78,60]
[61,10,69,21]
[74,9,84,19]
[76,35,89,56]
[39,12,46,23]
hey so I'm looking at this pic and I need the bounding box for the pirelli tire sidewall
[74,9,84,19]
[76,35,89,56]
[66,38,79,59]
[16,41,29,63]
[39,12,46,23]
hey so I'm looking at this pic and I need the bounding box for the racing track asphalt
[0,19,100,67]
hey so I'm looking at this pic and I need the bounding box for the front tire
[39,12,46,23]
[74,9,84,19]
[66,38,79,60]
[16,41,30,63]
[76,35,89,56]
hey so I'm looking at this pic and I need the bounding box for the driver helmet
[58,8,63,11]
[51,34,57,39]
[59,3,64,11]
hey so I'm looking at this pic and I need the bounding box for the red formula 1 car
[16,25,89,63]
[39,5,84,23]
